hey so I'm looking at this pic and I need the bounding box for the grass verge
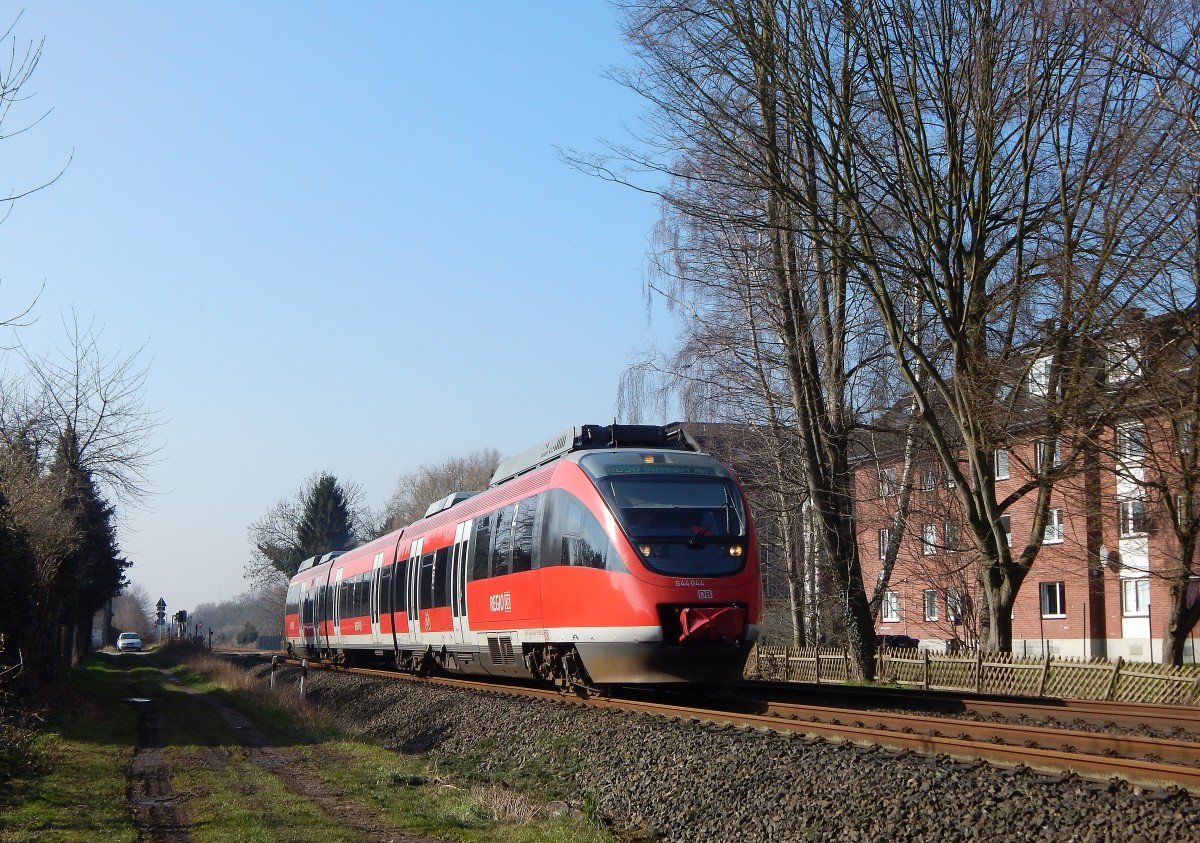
[0,648,613,843]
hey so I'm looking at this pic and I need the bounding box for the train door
[301,578,320,653]
[369,551,386,648]
[406,537,424,640]
[390,535,410,648]
[330,566,345,649]
[450,519,473,643]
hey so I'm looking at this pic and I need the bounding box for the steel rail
[739,681,1200,733]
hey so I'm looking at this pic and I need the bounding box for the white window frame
[995,448,1010,480]
[921,465,937,492]
[878,466,898,498]
[1028,355,1053,398]
[1035,439,1062,472]
[946,588,963,624]
[923,589,939,621]
[1121,577,1150,617]
[1039,581,1066,618]
[943,520,960,553]
[922,523,937,555]
[878,527,892,560]
[882,591,900,623]
[1043,507,1064,544]
[1107,337,1142,383]
[1119,498,1147,537]
[999,514,1012,547]
[1177,494,1197,528]
[1177,418,1195,457]
[1116,423,1145,463]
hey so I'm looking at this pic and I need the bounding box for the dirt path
[125,694,190,842]
[123,668,439,843]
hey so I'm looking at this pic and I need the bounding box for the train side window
[434,546,451,607]
[472,512,494,581]
[564,511,610,569]
[379,565,392,616]
[393,559,408,614]
[419,552,436,608]
[492,504,515,578]
[538,489,616,571]
[512,494,540,573]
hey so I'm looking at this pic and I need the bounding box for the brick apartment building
[854,321,1200,663]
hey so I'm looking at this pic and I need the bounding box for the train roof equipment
[296,550,346,573]
[423,490,482,518]
[489,422,701,487]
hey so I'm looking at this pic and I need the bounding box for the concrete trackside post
[270,654,278,691]
[299,658,308,698]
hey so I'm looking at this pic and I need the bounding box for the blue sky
[2,3,676,611]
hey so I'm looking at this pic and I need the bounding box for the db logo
[697,589,714,599]
[489,592,512,612]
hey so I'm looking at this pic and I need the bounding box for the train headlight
[640,544,653,556]
[728,544,744,557]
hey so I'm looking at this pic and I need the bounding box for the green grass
[0,651,613,843]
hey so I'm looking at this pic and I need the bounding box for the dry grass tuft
[167,645,333,734]
[470,783,546,824]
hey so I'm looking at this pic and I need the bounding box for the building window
[878,466,898,498]
[946,588,963,624]
[1177,494,1197,528]
[944,520,960,552]
[1043,508,1064,544]
[995,448,1010,480]
[922,523,937,555]
[878,527,892,560]
[1039,581,1066,618]
[1177,418,1195,457]
[1035,439,1062,472]
[1121,577,1150,617]
[882,591,900,623]
[1107,337,1142,383]
[1116,423,1145,463]
[921,465,937,492]
[1119,498,1147,537]
[1028,355,1053,398]
[999,514,1012,547]
[923,589,938,621]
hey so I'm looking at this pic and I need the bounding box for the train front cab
[556,448,761,684]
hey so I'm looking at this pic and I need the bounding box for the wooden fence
[749,644,1200,705]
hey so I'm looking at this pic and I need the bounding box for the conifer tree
[249,472,360,581]
[295,473,354,564]
[52,425,129,666]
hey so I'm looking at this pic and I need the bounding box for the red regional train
[284,423,761,689]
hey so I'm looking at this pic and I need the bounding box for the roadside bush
[0,670,43,781]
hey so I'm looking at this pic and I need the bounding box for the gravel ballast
[255,665,1199,842]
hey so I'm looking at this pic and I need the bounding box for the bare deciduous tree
[245,472,371,589]
[382,449,501,532]
[16,312,162,505]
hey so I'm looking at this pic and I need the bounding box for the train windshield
[579,451,749,577]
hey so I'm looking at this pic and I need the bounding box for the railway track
[236,653,1200,791]
[739,680,1200,734]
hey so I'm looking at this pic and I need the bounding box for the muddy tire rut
[122,669,437,843]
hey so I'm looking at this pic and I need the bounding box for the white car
[116,632,143,652]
